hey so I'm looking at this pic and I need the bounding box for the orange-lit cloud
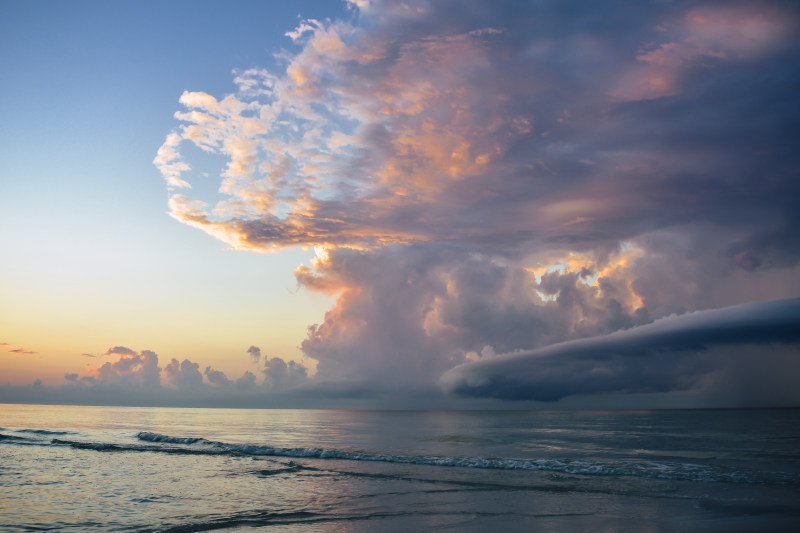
[155,15,536,251]
[614,5,793,101]
[150,0,800,404]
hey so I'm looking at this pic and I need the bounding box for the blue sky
[1,1,347,383]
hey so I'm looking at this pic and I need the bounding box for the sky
[2,0,799,409]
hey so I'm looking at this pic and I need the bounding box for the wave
[133,509,320,533]
[136,432,205,445]
[18,428,75,435]
[0,433,37,442]
[134,432,797,486]
[6,429,791,486]
[51,438,231,456]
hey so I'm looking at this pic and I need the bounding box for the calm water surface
[1,404,799,531]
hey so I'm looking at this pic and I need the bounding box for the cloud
[247,345,262,364]
[613,5,794,101]
[156,1,798,255]
[262,356,309,390]
[235,371,257,389]
[1,343,37,355]
[440,298,800,402]
[204,366,231,387]
[1,346,319,407]
[91,348,161,388]
[285,19,322,42]
[104,346,138,357]
[164,358,203,389]
[62,346,312,396]
[149,0,800,406]
[154,0,800,265]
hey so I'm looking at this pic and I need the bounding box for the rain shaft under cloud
[150,0,800,406]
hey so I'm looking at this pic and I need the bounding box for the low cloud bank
[439,298,800,403]
[4,299,799,408]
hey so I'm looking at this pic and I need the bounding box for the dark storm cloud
[151,0,800,406]
[440,298,800,402]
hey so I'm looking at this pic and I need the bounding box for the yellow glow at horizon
[0,256,334,386]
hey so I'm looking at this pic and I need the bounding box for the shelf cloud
[440,298,800,402]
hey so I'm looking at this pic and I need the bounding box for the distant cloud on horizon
[4,297,800,408]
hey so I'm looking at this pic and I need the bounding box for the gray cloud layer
[440,298,800,402]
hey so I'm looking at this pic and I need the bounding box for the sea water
[1,404,799,531]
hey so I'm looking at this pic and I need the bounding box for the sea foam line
[133,431,797,485]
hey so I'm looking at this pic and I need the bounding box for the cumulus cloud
[440,298,800,402]
[204,366,231,387]
[164,358,203,389]
[235,371,258,389]
[64,346,313,397]
[4,346,317,407]
[152,0,800,406]
[262,356,309,390]
[90,347,161,388]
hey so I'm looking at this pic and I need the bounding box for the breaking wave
[0,433,36,442]
[5,428,796,486]
[18,428,75,435]
[133,431,796,485]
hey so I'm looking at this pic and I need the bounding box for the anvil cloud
[153,0,800,406]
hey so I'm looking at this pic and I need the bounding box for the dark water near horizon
[1,404,799,532]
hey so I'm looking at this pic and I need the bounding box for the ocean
[1,404,799,532]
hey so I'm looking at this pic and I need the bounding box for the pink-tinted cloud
[155,0,798,256]
[90,347,161,388]
[614,4,793,101]
[152,0,800,405]
[68,346,309,397]
[154,10,539,251]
